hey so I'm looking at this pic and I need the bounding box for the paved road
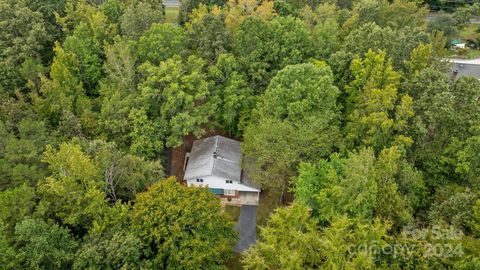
[427,12,480,24]
[442,58,480,79]
[234,205,257,252]
[451,62,480,78]
[164,0,179,7]
[449,58,480,65]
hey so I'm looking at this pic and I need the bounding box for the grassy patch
[224,205,241,222]
[459,24,479,41]
[256,188,282,227]
[165,7,179,24]
[465,49,480,59]
[226,252,243,270]
[449,49,480,59]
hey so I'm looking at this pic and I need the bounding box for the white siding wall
[187,175,235,188]
[186,175,259,192]
[224,191,259,206]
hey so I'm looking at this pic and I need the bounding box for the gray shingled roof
[184,136,242,181]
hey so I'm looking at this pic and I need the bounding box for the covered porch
[221,191,259,206]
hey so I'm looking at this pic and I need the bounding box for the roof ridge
[210,136,219,175]
[213,136,238,164]
[184,135,242,181]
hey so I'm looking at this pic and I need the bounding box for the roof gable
[184,136,242,181]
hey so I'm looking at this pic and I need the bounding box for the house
[451,39,466,49]
[184,136,260,206]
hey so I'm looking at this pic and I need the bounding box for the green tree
[294,147,424,228]
[403,43,436,79]
[383,0,428,30]
[293,149,378,223]
[316,216,390,270]
[243,63,341,196]
[447,126,480,190]
[344,0,427,31]
[453,3,480,28]
[137,23,187,65]
[473,199,480,237]
[223,0,276,33]
[73,201,143,270]
[14,218,77,269]
[0,119,50,189]
[128,108,165,159]
[273,0,312,17]
[121,0,165,38]
[33,43,93,137]
[428,185,478,233]
[300,4,340,60]
[267,14,314,68]
[131,177,237,269]
[57,0,118,42]
[36,143,108,232]
[427,12,458,42]
[0,0,51,93]
[233,16,313,90]
[83,139,164,202]
[62,23,104,94]
[98,37,138,148]
[0,222,16,269]
[187,7,231,62]
[0,61,24,97]
[330,23,411,88]
[243,203,391,270]
[138,55,214,148]
[345,50,414,152]
[333,22,429,79]
[374,147,414,228]
[311,17,339,60]
[101,0,126,24]
[0,0,50,65]
[25,0,68,62]
[0,93,38,128]
[74,231,143,270]
[411,74,480,188]
[0,184,36,235]
[254,62,339,122]
[242,203,322,269]
[208,53,255,136]
[178,0,226,25]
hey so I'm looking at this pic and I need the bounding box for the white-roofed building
[184,136,260,205]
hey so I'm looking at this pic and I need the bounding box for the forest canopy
[1,0,480,269]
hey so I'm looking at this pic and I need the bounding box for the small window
[196,179,203,183]
[226,180,233,184]
[224,189,235,196]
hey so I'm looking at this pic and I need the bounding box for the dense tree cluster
[1,0,480,269]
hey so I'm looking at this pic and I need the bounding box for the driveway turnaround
[234,205,258,252]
